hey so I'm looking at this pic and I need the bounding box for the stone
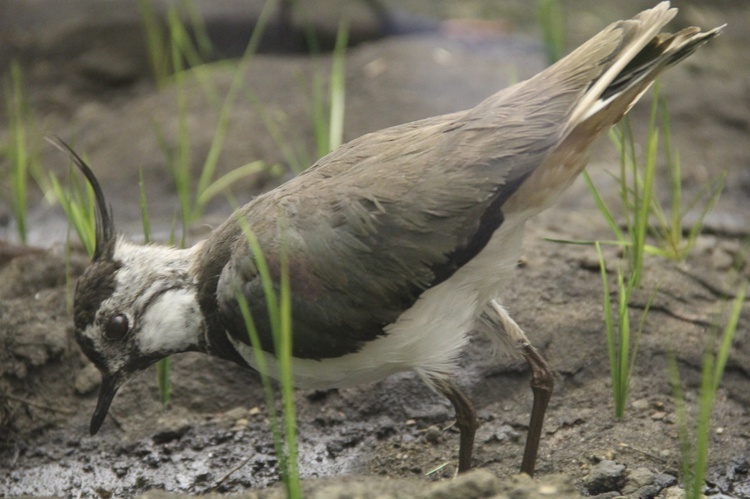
[583,460,627,495]
[74,363,101,395]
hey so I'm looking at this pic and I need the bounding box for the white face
[73,239,204,434]
[74,240,202,377]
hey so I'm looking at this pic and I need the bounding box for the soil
[1,1,749,498]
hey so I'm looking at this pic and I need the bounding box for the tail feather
[500,2,721,217]
[580,23,723,124]
[564,2,678,128]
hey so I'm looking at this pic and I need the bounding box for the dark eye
[104,314,129,340]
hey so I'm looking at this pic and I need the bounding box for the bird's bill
[89,373,121,435]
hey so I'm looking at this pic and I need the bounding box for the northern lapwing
[58,2,721,477]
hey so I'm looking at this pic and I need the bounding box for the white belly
[228,217,527,389]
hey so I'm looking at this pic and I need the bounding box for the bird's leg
[518,342,553,476]
[432,377,478,473]
[487,299,554,477]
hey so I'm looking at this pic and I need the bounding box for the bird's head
[54,140,204,435]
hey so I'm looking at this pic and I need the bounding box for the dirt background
[0,0,748,497]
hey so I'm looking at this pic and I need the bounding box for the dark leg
[433,377,478,473]
[518,343,554,477]
[484,299,554,477]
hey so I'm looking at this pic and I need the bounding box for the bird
[57,2,721,478]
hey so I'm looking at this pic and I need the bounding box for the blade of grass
[668,282,746,498]
[138,0,170,86]
[596,242,618,415]
[4,61,43,244]
[197,160,268,207]
[140,164,171,405]
[536,0,566,65]
[233,210,300,497]
[327,19,348,153]
[139,166,152,244]
[49,170,96,257]
[583,171,626,244]
[667,354,693,492]
[194,0,278,200]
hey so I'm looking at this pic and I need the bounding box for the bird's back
[199,2,721,367]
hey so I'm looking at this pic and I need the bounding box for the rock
[622,467,655,494]
[224,406,249,420]
[424,469,499,499]
[583,460,627,495]
[654,473,678,489]
[661,486,686,499]
[422,470,577,499]
[631,399,649,411]
[152,418,192,444]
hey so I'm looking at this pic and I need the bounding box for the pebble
[654,473,678,489]
[631,399,649,411]
[73,363,101,395]
[231,417,250,432]
[422,425,442,445]
[152,418,191,444]
[661,485,686,498]
[622,467,655,494]
[582,460,627,495]
[223,406,248,421]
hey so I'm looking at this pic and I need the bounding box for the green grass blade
[536,0,566,65]
[197,161,268,206]
[667,353,694,492]
[195,0,277,202]
[713,283,746,393]
[328,19,349,153]
[49,171,96,257]
[615,271,631,417]
[233,209,299,496]
[6,61,33,244]
[627,283,659,387]
[233,287,285,472]
[661,99,683,248]
[277,221,300,497]
[543,237,629,247]
[156,357,171,405]
[234,214,280,344]
[138,0,170,86]
[139,166,152,244]
[596,243,618,415]
[583,171,625,243]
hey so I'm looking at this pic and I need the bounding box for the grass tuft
[668,282,746,498]
[586,84,724,274]
[595,242,658,417]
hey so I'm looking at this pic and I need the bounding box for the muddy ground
[1,0,749,497]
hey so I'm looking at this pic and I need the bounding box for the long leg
[431,377,478,473]
[484,299,554,477]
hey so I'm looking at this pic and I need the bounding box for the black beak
[89,373,120,435]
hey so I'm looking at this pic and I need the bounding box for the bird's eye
[104,314,129,340]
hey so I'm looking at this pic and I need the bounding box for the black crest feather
[47,137,116,261]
